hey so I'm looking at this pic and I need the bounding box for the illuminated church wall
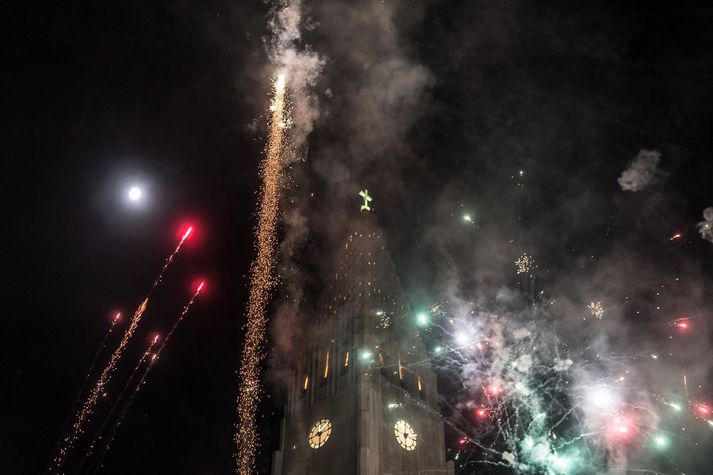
[272,216,454,475]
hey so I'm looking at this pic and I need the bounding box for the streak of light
[51,227,193,472]
[235,72,288,473]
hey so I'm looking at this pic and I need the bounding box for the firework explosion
[235,73,288,473]
[515,253,534,275]
[433,308,628,472]
[587,301,604,319]
[51,227,192,472]
[423,271,712,473]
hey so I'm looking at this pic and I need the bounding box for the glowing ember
[673,318,691,331]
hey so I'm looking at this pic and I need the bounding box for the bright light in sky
[589,386,618,410]
[455,331,470,346]
[653,433,670,450]
[416,312,430,327]
[275,73,286,93]
[128,186,143,202]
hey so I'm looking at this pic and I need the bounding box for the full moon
[128,186,143,202]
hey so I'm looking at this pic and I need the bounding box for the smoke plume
[260,2,713,473]
[617,149,661,192]
[266,0,325,152]
[269,0,434,364]
[698,206,713,243]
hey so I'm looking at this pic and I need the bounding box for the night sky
[6,1,713,474]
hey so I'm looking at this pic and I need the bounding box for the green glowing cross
[359,189,373,212]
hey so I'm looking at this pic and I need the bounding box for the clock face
[394,420,417,451]
[308,418,333,449]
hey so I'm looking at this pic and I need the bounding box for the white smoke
[553,357,573,371]
[266,0,324,378]
[617,149,661,191]
[698,207,713,243]
[266,0,325,151]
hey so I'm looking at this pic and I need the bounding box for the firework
[50,312,122,464]
[51,227,193,472]
[515,253,533,274]
[78,334,160,473]
[694,402,711,417]
[587,386,620,413]
[87,282,204,473]
[588,301,605,319]
[684,374,689,402]
[434,306,672,474]
[652,433,670,450]
[235,73,288,473]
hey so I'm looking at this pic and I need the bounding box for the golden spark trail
[51,228,193,473]
[50,313,121,464]
[78,334,160,473]
[235,73,287,473]
[87,284,204,474]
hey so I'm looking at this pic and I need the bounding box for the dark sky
[5,1,713,474]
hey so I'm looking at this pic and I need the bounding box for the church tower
[271,211,454,475]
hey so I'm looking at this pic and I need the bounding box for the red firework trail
[86,282,205,474]
[50,228,194,473]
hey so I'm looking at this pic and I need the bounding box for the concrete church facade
[271,214,454,475]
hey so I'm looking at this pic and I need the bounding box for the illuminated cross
[359,189,373,212]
